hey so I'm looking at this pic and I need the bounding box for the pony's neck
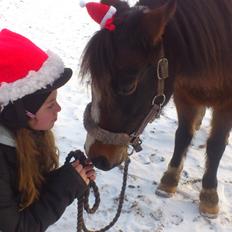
[163,0,232,78]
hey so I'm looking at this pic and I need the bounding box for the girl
[0,28,96,231]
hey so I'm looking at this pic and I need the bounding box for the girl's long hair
[15,128,59,209]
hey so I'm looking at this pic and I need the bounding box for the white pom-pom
[79,0,86,7]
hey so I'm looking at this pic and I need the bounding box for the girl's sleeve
[0,152,87,232]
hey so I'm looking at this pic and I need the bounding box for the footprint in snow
[150,153,165,163]
[170,214,183,225]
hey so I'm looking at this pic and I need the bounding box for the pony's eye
[117,81,138,95]
[114,68,139,95]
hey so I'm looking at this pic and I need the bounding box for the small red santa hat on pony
[80,0,117,31]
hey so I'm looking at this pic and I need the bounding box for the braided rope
[77,158,131,232]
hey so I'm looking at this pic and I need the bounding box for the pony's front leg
[156,96,202,197]
[200,108,232,218]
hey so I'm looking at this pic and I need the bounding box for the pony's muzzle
[85,140,128,170]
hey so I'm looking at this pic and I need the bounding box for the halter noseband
[83,42,168,153]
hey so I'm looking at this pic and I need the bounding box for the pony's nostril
[92,156,112,171]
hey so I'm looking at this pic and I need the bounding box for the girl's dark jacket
[0,125,87,232]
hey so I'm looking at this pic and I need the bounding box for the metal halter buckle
[157,57,168,80]
[130,135,143,153]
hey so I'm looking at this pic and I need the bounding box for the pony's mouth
[91,156,117,171]
[87,144,128,171]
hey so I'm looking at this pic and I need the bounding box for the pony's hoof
[200,211,218,219]
[156,164,182,198]
[199,188,219,219]
[199,204,219,219]
[155,183,176,198]
[155,188,174,198]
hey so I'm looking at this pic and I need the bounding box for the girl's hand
[71,160,96,185]
[84,162,96,181]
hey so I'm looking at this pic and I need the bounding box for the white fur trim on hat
[0,50,64,108]
[100,6,117,28]
[79,0,86,8]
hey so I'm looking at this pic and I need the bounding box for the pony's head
[80,0,176,170]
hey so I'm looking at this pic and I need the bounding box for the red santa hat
[0,28,72,110]
[80,1,117,31]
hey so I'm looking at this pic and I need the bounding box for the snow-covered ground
[1,0,232,231]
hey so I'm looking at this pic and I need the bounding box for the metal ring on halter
[152,94,166,106]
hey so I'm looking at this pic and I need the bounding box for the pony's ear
[141,0,176,44]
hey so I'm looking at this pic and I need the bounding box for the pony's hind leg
[156,95,203,197]
[200,107,232,218]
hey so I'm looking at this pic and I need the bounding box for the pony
[80,0,232,218]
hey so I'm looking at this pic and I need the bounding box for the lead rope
[65,151,131,232]
[77,157,131,232]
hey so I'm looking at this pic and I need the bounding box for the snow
[1,0,232,231]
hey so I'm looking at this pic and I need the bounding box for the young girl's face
[28,90,61,131]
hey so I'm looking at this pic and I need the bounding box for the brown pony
[80,0,232,218]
